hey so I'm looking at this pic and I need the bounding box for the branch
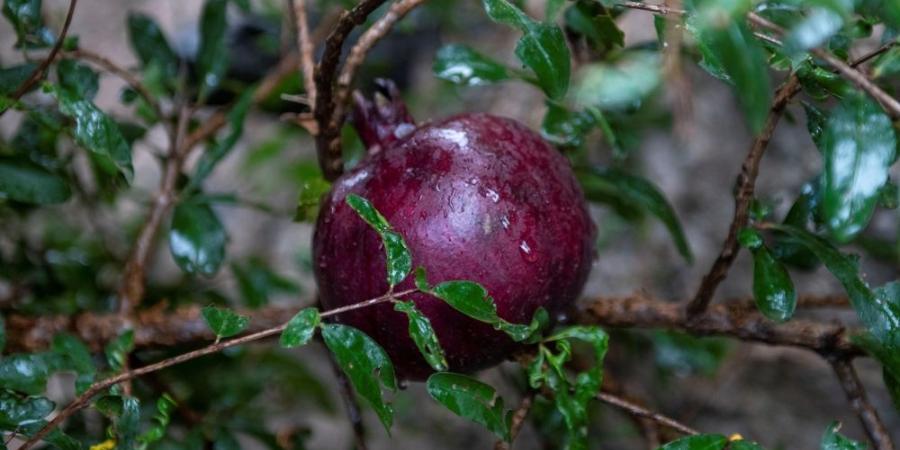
[830,359,896,450]
[597,392,698,436]
[313,0,390,181]
[291,0,317,111]
[62,48,164,124]
[0,0,78,116]
[334,0,427,116]
[687,75,801,316]
[747,13,900,120]
[15,290,412,450]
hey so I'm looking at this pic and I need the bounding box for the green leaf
[657,434,727,450]
[577,167,693,262]
[0,392,54,430]
[433,44,511,86]
[482,0,570,99]
[541,102,596,148]
[564,1,624,52]
[497,307,549,343]
[196,0,229,99]
[116,397,141,449]
[414,266,430,291]
[426,372,511,441]
[574,51,661,111]
[872,46,900,79]
[430,281,498,323]
[0,63,37,95]
[769,224,900,357]
[280,308,320,348]
[884,367,900,411]
[546,326,609,402]
[104,330,134,372]
[190,87,257,190]
[169,200,227,276]
[51,333,96,393]
[819,93,897,243]
[46,84,134,181]
[345,194,412,287]
[729,440,766,450]
[784,8,844,56]
[0,354,54,395]
[126,13,179,81]
[137,394,176,446]
[201,306,250,339]
[821,421,866,450]
[2,0,54,48]
[394,301,448,371]
[652,331,730,377]
[295,175,332,223]
[321,324,396,431]
[0,159,70,204]
[749,244,797,322]
[688,10,771,132]
[57,59,99,100]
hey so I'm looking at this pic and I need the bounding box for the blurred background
[1,0,898,449]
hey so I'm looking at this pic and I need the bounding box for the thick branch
[334,0,427,115]
[830,359,895,450]
[7,293,863,356]
[0,0,78,116]
[313,0,389,181]
[687,75,801,316]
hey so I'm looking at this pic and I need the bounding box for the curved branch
[0,0,78,116]
[313,0,389,181]
[597,392,699,436]
[830,359,896,450]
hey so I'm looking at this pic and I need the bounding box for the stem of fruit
[15,288,418,450]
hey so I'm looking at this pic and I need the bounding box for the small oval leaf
[280,308,320,348]
[201,306,249,339]
[169,200,227,276]
[426,372,511,441]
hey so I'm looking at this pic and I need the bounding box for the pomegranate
[313,80,596,380]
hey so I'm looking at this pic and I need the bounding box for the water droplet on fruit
[519,240,537,262]
[500,215,510,230]
[479,186,500,203]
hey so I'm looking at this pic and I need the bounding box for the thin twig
[617,0,685,15]
[494,391,535,450]
[334,0,427,117]
[0,0,78,115]
[687,75,801,316]
[15,289,414,450]
[661,0,693,140]
[830,359,896,450]
[747,12,900,120]
[291,0,317,112]
[597,392,699,436]
[313,0,389,181]
[62,48,164,124]
[116,104,191,317]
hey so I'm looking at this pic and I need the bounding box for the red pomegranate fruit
[313,80,596,380]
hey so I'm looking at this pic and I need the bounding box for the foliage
[0,0,897,448]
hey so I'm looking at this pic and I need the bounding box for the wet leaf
[322,324,396,431]
[52,333,96,394]
[688,6,771,132]
[657,434,727,450]
[346,194,411,287]
[749,244,797,322]
[0,392,54,429]
[295,175,331,223]
[47,84,134,181]
[202,306,249,339]
[196,0,229,99]
[784,7,845,55]
[541,102,596,148]
[394,301,448,371]
[169,200,227,276]
[821,421,865,450]
[2,0,54,48]
[0,63,37,95]
[190,87,256,190]
[482,0,570,99]
[127,13,179,81]
[0,159,71,204]
[104,330,134,372]
[430,281,498,324]
[574,51,661,111]
[819,93,897,243]
[577,167,693,263]
[280,308,320,348]
[57,59,99,100]
[426,372,511,441]
[433,44,511,86]
[137,394,176,446]
[564,1,623,52]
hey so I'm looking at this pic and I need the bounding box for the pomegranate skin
[313,110,596,380]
